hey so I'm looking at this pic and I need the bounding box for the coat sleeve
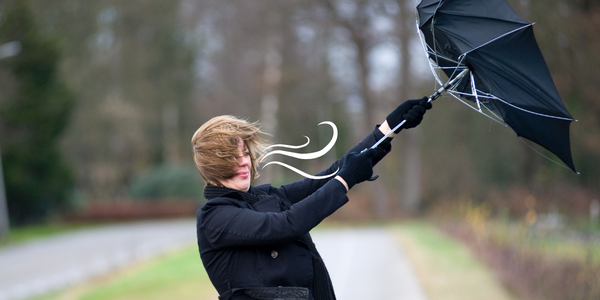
[198,179,349,248]
[279,126,393,204]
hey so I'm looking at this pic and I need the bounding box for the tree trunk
[397,0,421,214]
[259,11,283,183]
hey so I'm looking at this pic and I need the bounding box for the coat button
[271,250,278,259]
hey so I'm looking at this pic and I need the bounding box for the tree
[29,0,197,199]
[0,0,75,224]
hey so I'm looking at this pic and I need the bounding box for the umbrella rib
[418,2,577,172]
[418,18,555,123]
[423,48,467,85]
[418,19,470,87]
[426,47,464,67]
[476,90,574,121]
[462,23,533,56]
[431,50,574,122]
[479,102,506,122]
[418,25,446,86]
[470,71,483,112]
[446,90,507,125]
[434,65,507,125]
[518,138,580,174]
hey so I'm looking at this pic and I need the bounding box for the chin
[223,177,251,192]
[240,182,251,192]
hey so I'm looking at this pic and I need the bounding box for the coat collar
[204,185,264,204]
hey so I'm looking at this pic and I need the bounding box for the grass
[25,221,514,300]
[442,219,600,300]
[30,244,217,300]
[1,223,99,247]
[390,222,515,300]
[484,221,600,264]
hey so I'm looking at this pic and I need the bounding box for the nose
[238,154,250,167]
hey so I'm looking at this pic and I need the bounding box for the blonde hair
[191,115,269,186]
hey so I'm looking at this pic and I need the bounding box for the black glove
[337,149,377,190]
[386,97,433,133]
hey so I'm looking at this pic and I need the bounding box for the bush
[442,220,600,300]
[129,164,204,201]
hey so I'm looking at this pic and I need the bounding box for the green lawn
[1,223,98,247]
[28,221,514,300]
[391,222,515,300]
[484,221,600,264]
[31,244,217,300]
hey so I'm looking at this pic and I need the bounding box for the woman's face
[221,139,252,192]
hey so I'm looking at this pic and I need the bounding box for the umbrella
[407,0,576,172]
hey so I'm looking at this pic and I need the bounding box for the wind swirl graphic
[260,121,339,180]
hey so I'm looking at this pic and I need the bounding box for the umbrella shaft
[369,120,406,150]
[369,69,469,150]
[429,68,470,102]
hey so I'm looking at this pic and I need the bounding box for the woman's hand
[385,97,432,133]
[335,149,377,191]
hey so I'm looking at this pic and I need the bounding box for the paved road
[0,221,426,300]
[0,219,197,300]
[313,228,427,300]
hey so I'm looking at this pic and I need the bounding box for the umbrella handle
[368,68,470,151]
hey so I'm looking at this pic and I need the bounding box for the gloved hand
[386,97,433,133]
[337,149,377,190]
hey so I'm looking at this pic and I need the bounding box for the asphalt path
[0,221,427,300]
[0,219,197,300]
[313,228,428,300]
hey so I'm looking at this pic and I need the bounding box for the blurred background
[0,0,599,299]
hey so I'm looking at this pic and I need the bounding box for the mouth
[237,169,250,178]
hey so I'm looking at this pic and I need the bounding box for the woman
[192,98,431,300]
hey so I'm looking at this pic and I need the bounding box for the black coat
[196,128,392,300]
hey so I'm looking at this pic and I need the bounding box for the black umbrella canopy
[417,0,576,172]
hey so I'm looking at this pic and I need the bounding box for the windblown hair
[191,115,270,186]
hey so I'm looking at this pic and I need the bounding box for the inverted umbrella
[401,0,576,172]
